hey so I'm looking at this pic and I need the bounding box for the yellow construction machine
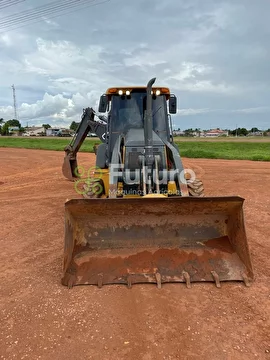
[62,78,254,288]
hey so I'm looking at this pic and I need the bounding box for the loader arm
[62,107,107,180]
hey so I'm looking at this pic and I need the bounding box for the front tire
[187,179,205,197]
[82,178,104,199]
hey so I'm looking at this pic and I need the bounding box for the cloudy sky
[0,0,269,130]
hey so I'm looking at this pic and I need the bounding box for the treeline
[1,118,269,137]
[0,118,80,135]
[0,118,52,135]
[174,127,270,137]
[229,127,268,136]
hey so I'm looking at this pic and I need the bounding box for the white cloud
[0,34,12,46]
[186,81,238,94]
[123,54,167,68]
[42,17,59,28]
[169,62,212,81]
[178,108,211,116]
[23,38,105,78]
[0,0,269,130]
[0,92,100,124]
[232,107,270,114]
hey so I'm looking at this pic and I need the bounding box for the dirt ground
[0,148,269,360]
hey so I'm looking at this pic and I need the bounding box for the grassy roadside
[0,136,269,161]
[0,137,98,152]
[178,141,270,161]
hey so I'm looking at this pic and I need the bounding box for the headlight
[118,90,123,95]
[156,89,161,96]
[126,90,131,96]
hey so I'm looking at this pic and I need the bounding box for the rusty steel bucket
[61,196,254,288]
[62,153,77,181]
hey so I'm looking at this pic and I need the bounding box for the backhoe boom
[62,107,107,180]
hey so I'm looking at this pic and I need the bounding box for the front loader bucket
[62,197,254,288]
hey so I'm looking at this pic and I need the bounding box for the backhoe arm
[62,107,107,180]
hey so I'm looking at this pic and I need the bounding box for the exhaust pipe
[144,77,156,167]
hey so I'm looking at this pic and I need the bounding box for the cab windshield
[110,92,168,134]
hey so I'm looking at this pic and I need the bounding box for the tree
[1,123,9,135]
[7,119,21,127]
[239,128,248,136]
[230,127,248,136]
[0,118,4,133]
[1,119,21,135]
[250,127,260,133]
[70,121,80,131]
[184,128,194,137]
[42,124,51,129]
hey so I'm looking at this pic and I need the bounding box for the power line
[0,0,106,31]
[0,0,83,23]
[0,0,109,33]
[0,0,25,10]
[0,0,20,3]
[0,1,109,33]
[0,0,90,26]
[0,0,108,31]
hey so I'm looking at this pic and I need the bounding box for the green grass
[0,136,269,161]
[173,136,270,142]
[0,137,98,152]
[176,141,270,161]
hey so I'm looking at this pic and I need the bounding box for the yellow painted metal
[123,194,141,198]
[143,194,167,198]
[93,169,109,196]
[168,181,177,195]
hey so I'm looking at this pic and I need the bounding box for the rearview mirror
[98,94,108,113]
[169,94,177,114]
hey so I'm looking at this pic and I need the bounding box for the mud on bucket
[62,196,254,288]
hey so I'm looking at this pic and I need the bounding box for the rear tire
[187,179,205,197]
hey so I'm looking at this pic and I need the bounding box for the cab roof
[105,86,171,99]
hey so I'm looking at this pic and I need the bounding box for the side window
[152,96,169,141]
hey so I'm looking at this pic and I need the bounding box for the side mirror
[169,94,177,114]
[98,94,108,113]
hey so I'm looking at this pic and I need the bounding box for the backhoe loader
[62,78,254,288]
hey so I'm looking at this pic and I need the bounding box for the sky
[0,0,269,130]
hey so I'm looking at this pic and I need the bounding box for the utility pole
[11,84,18,120]
[236,124,238,137]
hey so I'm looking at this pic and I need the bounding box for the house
[46,128,60,136]
[202,129,228,137]
[247,131,263,136]
[24,126,45,136]
[8,126,20,136]
[173,130,185,136]
[46,128,73,136]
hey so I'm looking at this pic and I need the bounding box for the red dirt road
[0,148,270,360]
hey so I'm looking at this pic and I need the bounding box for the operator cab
[98,87,177,157]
